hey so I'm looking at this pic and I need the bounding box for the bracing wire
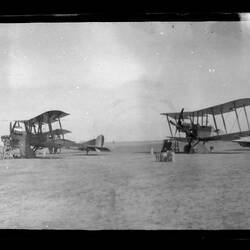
[228,108,242,133]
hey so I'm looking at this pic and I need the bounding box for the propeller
[177,108,184,126]
[169,108,185,135]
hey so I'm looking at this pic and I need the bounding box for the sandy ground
[0,142,250,229]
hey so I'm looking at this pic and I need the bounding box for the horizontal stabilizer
[95,146,110,152]
[84,146,111,152]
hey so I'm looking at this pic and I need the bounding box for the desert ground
[0,141,250,229]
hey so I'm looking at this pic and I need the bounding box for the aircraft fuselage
[179,124,214,139]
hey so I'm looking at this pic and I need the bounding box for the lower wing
[202,130,250,142]
[167,137,188,142]
[168,130,250,142]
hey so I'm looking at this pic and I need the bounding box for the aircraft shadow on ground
[224,148,250,152]
[133,151,246,155]
[59,152,109,157]
[209,151,246,154]
[134,151,151,154]
[35,153,109,159]
[71,154,106,157]
[3,154,106,160]
[34,156,62,159]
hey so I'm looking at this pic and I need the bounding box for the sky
[0,20,250,142]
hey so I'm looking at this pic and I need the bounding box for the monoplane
[161,98,250,153]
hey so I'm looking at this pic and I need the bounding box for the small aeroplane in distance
[161,98,250,153]
[62,134,111,154]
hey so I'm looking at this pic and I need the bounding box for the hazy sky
[1,21,250,142]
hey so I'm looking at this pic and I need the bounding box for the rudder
[95,135,104,147]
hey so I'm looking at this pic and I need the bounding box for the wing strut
[234,102,241,132]
[243,105,250,131]
[189,116,192,125]
[58,117,64,140]
[220,110,227,134]
[206,115,208,126]
[38,119,42,134]
[48,119,54,140]
[10,121,17,134]
[166,115,173,137]
[24,122,30,134]
[33,124,37,134]
[211,108,218,134]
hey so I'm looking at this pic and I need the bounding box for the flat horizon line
[105,139,164,143]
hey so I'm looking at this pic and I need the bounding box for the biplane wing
[26,110,69,125]
[201,131,250,141]
[232,136,250,147]
[161,98,250,119]
[167,130,250,143]
[43,129,71,136]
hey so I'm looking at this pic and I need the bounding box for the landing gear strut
[184,144,192,153]
[183,138,200,153]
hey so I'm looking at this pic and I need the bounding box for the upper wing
[43,129,71,136]
[26,110,69,125]
[161,98,250,119]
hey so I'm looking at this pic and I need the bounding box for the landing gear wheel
[184,144,191,153]
[53,147,58,154]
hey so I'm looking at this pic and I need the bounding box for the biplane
[62,134,111,154]
[1,110,70,158]
[161,98,250,153]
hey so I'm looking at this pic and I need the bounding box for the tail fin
[95,135,104,147]
[82,135,110,152]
